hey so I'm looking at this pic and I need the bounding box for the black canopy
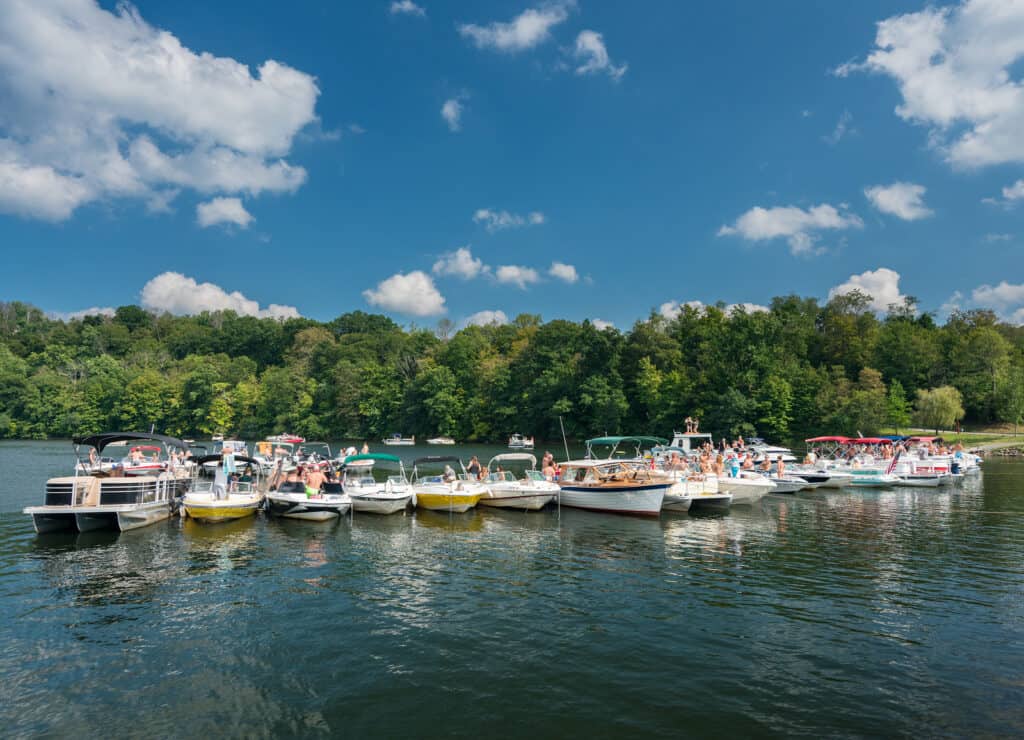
[412,455,461,466]
[73,432,190,453]
[192,454,262,467]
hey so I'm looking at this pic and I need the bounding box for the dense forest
[1,291,1023,446]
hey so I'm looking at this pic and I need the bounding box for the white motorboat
[26,432,193,534]
[383,433,416,446]
[747,437,798,464]
[507,433,535,450]
[716,471,775,504]
[557,459,670,516]
[427,436,456,445]
[201,440,249,474]
[411,456,487,512]
[265,482,351,521]
[668,431,713,454]
[480,453,558,511]
[845,468,900,487]
[342,453,413,515]
[766,474,810,494]
[662,470,731,511]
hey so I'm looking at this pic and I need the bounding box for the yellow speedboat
[181,454,263,523]
[411,456,486,513]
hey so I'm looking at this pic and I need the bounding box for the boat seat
[323,483,343,494]
[278,481,306,493]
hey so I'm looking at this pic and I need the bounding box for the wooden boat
[557,459,670,516]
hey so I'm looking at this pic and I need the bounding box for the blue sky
[1,0,1023,327]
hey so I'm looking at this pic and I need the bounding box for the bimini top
[586,436,669,447]
[488,453,538,467]
[851,437,893,445]
[805,436,851,443]
[73,432,190,453]
[412,455,461,466]
[192,454,263,467]
[344,453,402,464]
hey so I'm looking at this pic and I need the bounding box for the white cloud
[837,0,1024,168]
[822,110,854,145]
[432,247,488,280]
[984,179,1024,207]
[572,30,627,80]
[971,281,1024,310]
[828,267,908,313]
[441,98,464,132]
[390,1,426,17]
[495,265,540,289]
[473,208,545,231]
[461,309,509,328]
[548,262,578,283]
[659,300,769,320]
[52,306,116,321]
[0,1,318,221]
[458,3,572,52]
[141,272,300,319]
[718,203,863,256]
[363,271,446,316]
[591,319,614,330]
[196,197,254,229]
[984,233,1013,242]
[864,182,934,220]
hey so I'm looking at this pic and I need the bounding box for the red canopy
[851,437,892,445]
[805,436,851,443]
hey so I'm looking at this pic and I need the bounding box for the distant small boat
[211,433,224,442]
[427,436,456,445]
[507,433,534,450]
[267,433,305,445]
[383,434,416,446]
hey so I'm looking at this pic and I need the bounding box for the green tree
[913,386,965,435]
[886,378,912,434]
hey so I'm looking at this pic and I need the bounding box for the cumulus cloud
[717,203,863,256]
[141,272,300,319]
[984,233,1013,242]
[971,281,1024,311]
[473,208,545,231]
[983,179,1024,207]
[495,265,540,289]
[864,182,933,220]
[432,247,488,280]
[835,0,1024,168]
[572,30,627,80]
[591,318,615,330]
[458,2,572,52]
[363,271,446,316]
[0,1,319,222]
[828,267,908,313]
[659,300,769,320]
[548,262,578,283]
[196,197,254,229]
[441,97,467,132]
[461,309,509,328]
[390,1,426,17]
[51,306,116,321]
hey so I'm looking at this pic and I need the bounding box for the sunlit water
[1,440,1023,737]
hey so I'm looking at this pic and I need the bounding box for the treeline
[1,291,1023,446]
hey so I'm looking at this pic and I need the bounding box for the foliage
[0,298,1022,445]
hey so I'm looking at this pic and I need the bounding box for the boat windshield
[525,470,545,482]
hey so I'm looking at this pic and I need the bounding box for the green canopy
[344,453,402,464]
[586,436,668,447]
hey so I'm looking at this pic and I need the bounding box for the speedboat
[411,456,486,512]
[507,433,535,450]
[844,467,900,487]
[662,469,731,511]
[557,459,670,516]
[480,453,559,511]
[265,481,351,521]
[181,454,264,523]
[267,433,305,444]
[383,433,416,446]
[427,436,456,445]
[766,474,810,494]
[25,432,193,534]
[716,471,775,504]
[342,453,413,514]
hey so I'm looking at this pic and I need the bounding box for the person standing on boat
[775,455,786,478]
[685,416,693,433]
[222,446,237,491]
[361,442,369,454]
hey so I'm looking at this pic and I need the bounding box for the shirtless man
[304,464,326,491]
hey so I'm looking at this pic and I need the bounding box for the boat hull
[26,500,171,533]
[415,491,482,513]
[687,492,733,510]
[717,476,773,504]
[266,493,350,520]
[480,487,556,511]
[557,483,667,516]
[895,476,944,488]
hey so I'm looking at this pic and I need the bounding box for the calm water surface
[1,440,1023,737]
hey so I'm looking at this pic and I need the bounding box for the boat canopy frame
[73,432,191,454]
[488,453,538,470]
[585,435,668,459]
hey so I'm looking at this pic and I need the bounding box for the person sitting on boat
[443,464,456,482]
[803,450,817,465]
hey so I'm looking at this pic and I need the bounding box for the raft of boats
[23,429,983,535]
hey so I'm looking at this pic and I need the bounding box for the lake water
[2,440,1023,737]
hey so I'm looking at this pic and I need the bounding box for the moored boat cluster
[23,427,983,535]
